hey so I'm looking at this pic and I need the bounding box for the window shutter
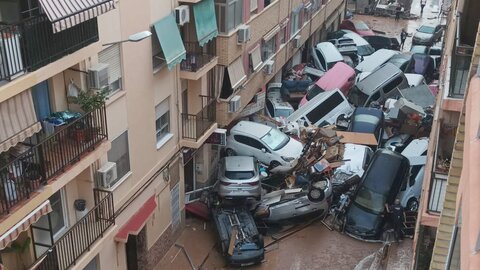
[249,45,263,71]
[99,44,122,83]
[250,0,258,12]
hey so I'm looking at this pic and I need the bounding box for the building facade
[0,0,345,269]
[412,0,480,269]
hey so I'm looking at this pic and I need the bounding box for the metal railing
[34,189,114,270]
[428,172,448,214]
[181,96,216,141]
[0,14,98,81]
[0,106,107,216]
[180,42,216,72]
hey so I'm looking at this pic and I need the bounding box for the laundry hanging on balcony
[0,90,42,153]
[193,0,218,47]
[0,200,52,250]
[153,14,187,70]
[38,0,115,33]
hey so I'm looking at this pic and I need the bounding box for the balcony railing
[180,42,216,72]
[0,15,98,81]
[181,96,216,141]
[0,106,107,216]
[428,172,448,214]
[33,189,114,270]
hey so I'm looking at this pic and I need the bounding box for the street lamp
[102,31,152,46]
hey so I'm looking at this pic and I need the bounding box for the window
[250,0,257,13]
[151,29,166,72]
[260,128,289,151]
[262,37,276,61]
[49,190,67,236]
[305,92,344,124]
[215,0,244,34]
[290,11,300,36]
[233,135,264,149]
[315,49,326,70]
[155,98,171,144]
[383,77,404,93]
[266,99,274,116]
[249,45,263,72]
[83,256,99,270]
[99,44,122,95]
[279,26,286,44]
[108,131,131,182]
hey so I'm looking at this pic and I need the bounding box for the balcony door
[31,80,51,121]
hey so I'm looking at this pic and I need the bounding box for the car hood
[275,138,303,159]
[414,32,432,40]
[345,203,383,239]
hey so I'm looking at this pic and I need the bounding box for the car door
[316,49,327,71]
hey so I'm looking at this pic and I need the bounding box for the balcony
[32,189,115,270]
[0,106,107,217]
[181,97,217,148]
[0,14,98,82]
[180,42,218,80]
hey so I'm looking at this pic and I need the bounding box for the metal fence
[180,42,216,72]
[33,189,114,270]
[428,172,448,214]
[0,106,107,216]
[0,14,98,81]
[181,97,216,141]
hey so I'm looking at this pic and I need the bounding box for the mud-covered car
[211,206,264,266]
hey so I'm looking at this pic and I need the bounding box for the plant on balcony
[72,89,108,142]
[0,237,32,269]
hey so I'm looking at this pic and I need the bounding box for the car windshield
[354,21,370,31]
[357,45,375,56]
[276,108,293,117]
[418,25,435,34]
[306,85,325,100]
[225,170,255,180]
[260,128,290,151]
[354,186,387,214]
[348,86,369,106]
[355,114,380,126]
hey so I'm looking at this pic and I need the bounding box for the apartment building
[412,0,480,269]
[0,0,219,269]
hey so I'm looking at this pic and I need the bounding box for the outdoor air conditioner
[293,35,301,48]
[237,25,251,44]
[228,95,241,113]
[175,5,190,26]
[264,60,274,75]
[88,63,109,90]
[98,162,118,189]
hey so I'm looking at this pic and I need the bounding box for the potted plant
[72,89,108,142]
[0,237,32,269]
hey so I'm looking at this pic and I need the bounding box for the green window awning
[153,14,186,70]
[193,0,218,47]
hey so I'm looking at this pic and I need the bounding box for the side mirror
[261,148,266,153]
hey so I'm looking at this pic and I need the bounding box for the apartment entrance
[125,234,138,270]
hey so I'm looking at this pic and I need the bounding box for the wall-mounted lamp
[102,30,152,46]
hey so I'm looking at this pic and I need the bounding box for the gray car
[217,156,262,199]
[412,23,443,46]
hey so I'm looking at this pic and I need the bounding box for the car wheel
[270,160,281,169]
[225,148,236,156]
[407,198,419,212]
[307,187,325,202]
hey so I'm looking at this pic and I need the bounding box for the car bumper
[412,39,432,46]
[228,249,265,266]
[344,225,382,242]
[218,188,261,198]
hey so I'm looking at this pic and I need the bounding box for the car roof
[351,107,383,133]
[363,149,409,191]
[355,49,399,73]
[356,63,403,95]
[401,138,429,157]
[410,45,428,54]
[342,31,370,46]
[316,62,355,90]
[231,121,272,138]
[315,42,343,61]
[224,156,255,171]
[405,73,425,86]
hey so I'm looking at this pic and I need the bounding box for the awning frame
[153,14,187,70]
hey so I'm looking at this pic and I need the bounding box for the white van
[398,138,429,211]
[287,89,353,127]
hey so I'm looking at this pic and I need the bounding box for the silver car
[412,23,443,46]
[217,156,262,199]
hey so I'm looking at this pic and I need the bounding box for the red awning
[114,195,157,243]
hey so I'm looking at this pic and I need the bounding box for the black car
[348,107,384,148]
[362,35,401,51]
[211,206,264,266]
[387,54,413,72]
[344,149,410,240]
[406,53,435,83]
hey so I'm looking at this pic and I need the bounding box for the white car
[226,121,303,169]
[398,138,429,211]
[311,42,343,72]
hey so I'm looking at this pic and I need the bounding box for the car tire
[270,160,281,169]
[407,198,419,212]
[225,148,236,156]
[307,187,325,202]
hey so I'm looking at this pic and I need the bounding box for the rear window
[357,45,375,56]
[348,86,369,106]
[306,85,325,101]
[225,171,255,180]
[418,25,435,34]
[383,76,404,93]
[305,92,344,124]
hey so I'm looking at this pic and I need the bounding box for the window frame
[290,11,300,37]
[155,98,172,146]
[262,36,277,61]
[108,131,131,185]
[98,44,123,96]
[215,0,244,34]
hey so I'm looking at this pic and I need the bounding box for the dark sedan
[344,149,410,241]
[363,36,401,51]
[349,107,384,148]
[406,53,435,83]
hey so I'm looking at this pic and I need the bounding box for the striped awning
[0,200,52,250]
[38,0,115,33]
[0,90,42,153]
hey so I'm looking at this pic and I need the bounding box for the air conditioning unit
[264,60,274,75]
[293,35,301,48]
[237,25,251,44]
[98,162,118,189]
[88,63,109,90]
[175,5,190,26]
[228,95,241,113]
